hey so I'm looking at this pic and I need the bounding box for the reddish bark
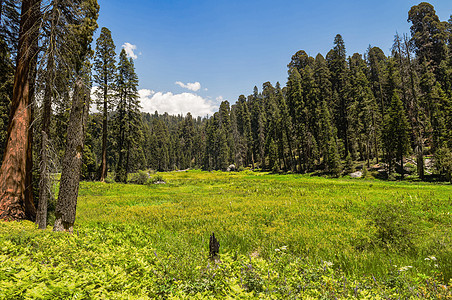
[0,0,40,221]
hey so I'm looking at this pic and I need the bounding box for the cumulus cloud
[139,89,215,117]
[122,42,138,59]
[175,81,201,92]
[216,96,224,102]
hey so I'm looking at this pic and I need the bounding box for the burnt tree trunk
[209,232,220,260]
[0,0,40,221]
[53,77,89,232]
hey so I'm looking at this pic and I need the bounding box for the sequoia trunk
[0,0,40,220]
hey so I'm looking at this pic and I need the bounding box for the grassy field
[1,170,451,299]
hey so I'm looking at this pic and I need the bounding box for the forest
[0,1,451,226]
[83,2,452,182]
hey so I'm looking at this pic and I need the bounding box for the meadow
[0,170,451,299]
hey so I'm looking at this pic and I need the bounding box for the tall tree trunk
[53,77,89,232]
[36,65,53,229]
[26,7,39,220]
[99,89,108,181]
[36,131,48,229]
[0,0,40,221]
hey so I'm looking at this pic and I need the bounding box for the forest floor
[1,170,451,299]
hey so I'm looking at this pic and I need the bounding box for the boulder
[350,171,363,178]
[227,164,236,172]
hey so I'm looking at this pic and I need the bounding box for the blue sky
[95,0,452,117]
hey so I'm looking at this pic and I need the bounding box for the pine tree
[114,49,141,183]
[286,67,305,172]
[383,93,410,177]
[408,2,448,73]
[54,0,99,232]
[327,34,349,156]
[94,27,116,182]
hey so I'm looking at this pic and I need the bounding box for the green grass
[1,170,451,299]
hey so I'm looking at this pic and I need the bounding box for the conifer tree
[114,49,141,183]
[383,93,410,177]
[94,27,116,182]
[408,2,448,73]
[54,0,99,232]
[327,34,349,156]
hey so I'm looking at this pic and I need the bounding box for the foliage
[1,171,452,298]
[128,170,149,185]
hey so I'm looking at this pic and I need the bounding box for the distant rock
[154,181,166,184]
[227,164,236,172]
[350,171,363,178]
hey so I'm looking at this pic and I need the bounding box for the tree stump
[209,232,220,260]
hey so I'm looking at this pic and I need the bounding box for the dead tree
[209,232,220,260]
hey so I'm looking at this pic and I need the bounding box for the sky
[94,0,452,117]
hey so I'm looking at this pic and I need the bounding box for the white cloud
[175,81,201,92]
[216,96,224,102]
[139,89,215,117]
[90,86,100,113]
[122,42,138,59]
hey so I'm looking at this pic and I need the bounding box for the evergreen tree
[408,2,448,73]
[54,0,100,232]
[114,49,141,183]
[327,34,349,156]
[94,27,116,182]
[383,93,410,177]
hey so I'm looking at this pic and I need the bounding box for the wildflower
[398,266,413,272]
[323,261,333,267]
[275,248,280,252]
[280,246,287,251]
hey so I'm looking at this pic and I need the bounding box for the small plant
[345,152,354,173]
[147,174,166,184]
[129,170,150,185]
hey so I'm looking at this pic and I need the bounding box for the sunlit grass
[1,170,451,298]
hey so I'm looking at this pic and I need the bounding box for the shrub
[146,174,166,184]
[128,170,150,185]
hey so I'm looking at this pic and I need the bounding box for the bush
[146,174,166,184]
[128,170,150,185]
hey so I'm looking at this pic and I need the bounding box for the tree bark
[36,131,48,229]
[99,89,108,181]
[36,55,54,229]
[0,0,40,221]
[53,77,89,232]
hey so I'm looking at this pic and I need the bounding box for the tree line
[86,2,452,182]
